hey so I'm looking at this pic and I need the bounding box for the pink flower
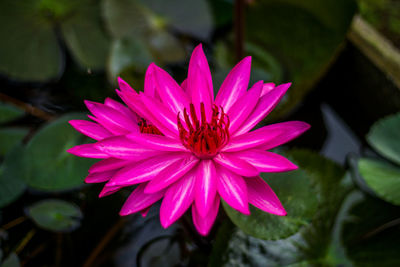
[68,44,310,235]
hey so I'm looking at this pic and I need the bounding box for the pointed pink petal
[127,131,187,152]
[233,83,291,136]
[95,136,164,160]
[116,89,148,119]
[69,120,112,141]
[227,150,298,173]
[85,169,116,183]
[192,195,220,236]
[107,153,188,186]
[67,144,109,158]
[160,168,197,228]
[194,160,217,216]
[215,57,251,112]
[140,93,179,137]
[246,176,286,216]
[145,155,199,193]
[216,165,249,215]
[118,77,135,93]
[228,80,263,134]
[222,121,310,152]
[120,183,165,216]
[181,79,188,92]
[99,184,122,198]
[104,97,139,124]
[144,63,158,98]
[84,100,137,134]
[153,65,190,115]
[261,82,275,97]
[188,44,213,120]
[213,153,259,177]
[89,158,131,173]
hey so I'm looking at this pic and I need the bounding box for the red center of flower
[177,103,230,158]
[138,118,163,135]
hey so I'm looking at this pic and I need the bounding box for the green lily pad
[0,144,27,208]
[367,112,400,165]
[143,0,213,40]
[22,114,96,191]
[108,37,153,84]
[61,3,110,70]
[27,199,83,232]
[1,253,20,267]
[0,102,24,124]
[341,191,400,266]
[223,166,318,240]
[0,0,63,82]
[245,0,356,119]
[0,128,29,156]
[358,158,400,205]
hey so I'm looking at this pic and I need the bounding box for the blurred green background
[0,0,400,266]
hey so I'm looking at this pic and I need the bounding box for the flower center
[138,118,163,135]
[177,103,230,159]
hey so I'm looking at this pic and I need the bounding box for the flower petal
[89,158,131,173]
[85,169,116,183]
[160,168,197,228]
[140,93,180,137]
[228,80,263,134]
[228,150,298,173]
[120,183,165,216]
[99,184,122,198]
[192,195,220,236]
[153,64,190,115]
[144,63,158,98]
[69,120,112,141]
[194,160,217,217]
[215,56,251,112]
[127,131,187,152]
[145,155,199,193]
[67,144,109,158]
[261,82,275,97]
[214,153,259,177]
[222,121,311,152]
[216,165,249,215]
[84,100,137,134]
[188,44,213,121]
[107,153,188,186]
[95,136,164,160]
[104,97,139,124]
[234,83,291,136]
[246,176,286,216]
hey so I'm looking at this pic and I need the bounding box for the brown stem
[21,241,48,266]
[0,92,55,121]
[234,0,246,61]
[1,216,27,231]
[362,217,400,240]
[83,218,126,267]
[15,229,36,255]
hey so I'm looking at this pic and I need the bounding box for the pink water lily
[68,44,310,235]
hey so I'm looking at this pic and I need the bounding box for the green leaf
[358,158,400,205]
[0,128,29,156]
[367,112,400,165]
[143,0,213,40]
[27,199,83,232]
[341,191,400,266]
[102,0,150,38]
[146,30,186,63]
[0,102,24,124]
[0,144,27,208]
[223,166,318,240]
[245,0,356,119]
[0,1,63,82]
[108,37,153,83]
[22,114,96,191]
[1,253,20,267]
[61,2,110,70]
